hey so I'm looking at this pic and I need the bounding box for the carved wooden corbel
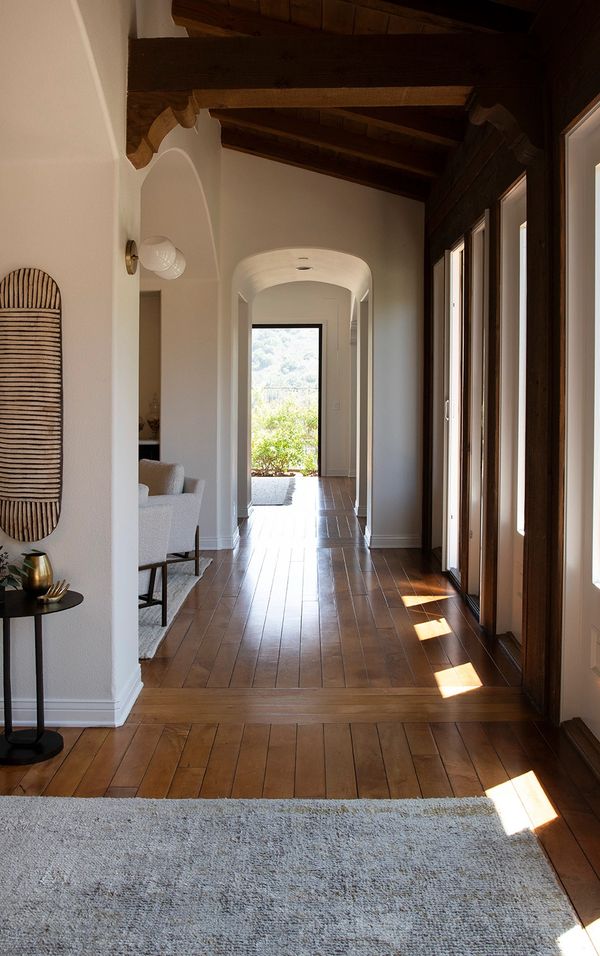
[127,92,198,170]
[468,86,545,166]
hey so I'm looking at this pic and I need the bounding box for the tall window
[593,166,600,585]
[446,242,464,579]
[516,222,527,536]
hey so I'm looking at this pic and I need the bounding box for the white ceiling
[233,248,372,302]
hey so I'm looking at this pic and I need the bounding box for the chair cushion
[139,459,185,496]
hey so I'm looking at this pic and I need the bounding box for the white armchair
[139,460,206,575]
[139,493,172,627]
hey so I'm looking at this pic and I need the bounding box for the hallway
[3,478,600,946]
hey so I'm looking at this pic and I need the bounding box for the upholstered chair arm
[183,477,206,503]
[139,503,172,567]
[146,494,200,554]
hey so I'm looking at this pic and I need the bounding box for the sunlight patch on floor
[434,662,482,697]
[403,594,451,608]
[485,779,533,835]
[414,617,452,641]
[558,924,597,955]
[509,769,559,830]
[487,770,558,834]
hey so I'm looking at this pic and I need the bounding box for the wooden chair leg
[148,566,157,603]
[194,526,200,576]
[161,561,168,628]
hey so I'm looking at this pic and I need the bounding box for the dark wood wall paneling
[423,0,600,722]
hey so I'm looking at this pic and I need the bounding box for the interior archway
[232,248,373,528]
[139,146,221,545]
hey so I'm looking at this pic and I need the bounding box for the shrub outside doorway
[251,326,320,476]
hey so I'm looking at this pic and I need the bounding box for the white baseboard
[365,531,421,549]
[115,666,143,725]
[3,666,143,728]
[238,504,254,520]
[354,502,366,518]
[202,527,240,550]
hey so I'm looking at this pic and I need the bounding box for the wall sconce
[125,236,186,279]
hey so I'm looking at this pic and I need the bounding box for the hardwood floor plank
[431,723,484,797]
[403,722,439,756]
[262,723,297,797]
[456,721,512,791]
[179,723,218,769]
[137,725,189,798]
[74,724,139,797]
[168,767,206,798]
[351,723,390,798]
[295,724,326,797]
[403,722,453,797]
[110,724,164,789]
[410,754,454,798]
[377,722,421,797]
[130,685,535,724]
[299,600,322,687]
[43,728,110,797]
[352,594,392,688]
[231,724,270,797]
[200,724,244,797]
[324,722,357,798]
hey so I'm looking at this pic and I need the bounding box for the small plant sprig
[0,546,23,590]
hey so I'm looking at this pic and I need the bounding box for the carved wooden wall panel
[0,268,63,542]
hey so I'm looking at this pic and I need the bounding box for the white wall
[251,282,353,478]
[220,151,424,549]
[0,0,141,725]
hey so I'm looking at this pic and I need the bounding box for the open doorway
[139,291,161,462]
[251,324,322,505]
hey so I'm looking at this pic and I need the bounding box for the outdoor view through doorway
[251,325,321,505]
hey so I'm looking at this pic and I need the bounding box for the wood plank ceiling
[128,0,544,198]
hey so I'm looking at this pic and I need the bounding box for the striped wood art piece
[0,268,63,542]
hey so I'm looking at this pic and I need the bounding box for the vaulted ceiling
[127,0,545,198]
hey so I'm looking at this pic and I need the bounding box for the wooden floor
[4,477,600,950]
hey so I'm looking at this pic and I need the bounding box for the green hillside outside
[251,326,320,475]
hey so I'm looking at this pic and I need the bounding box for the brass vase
[21,552,53,597]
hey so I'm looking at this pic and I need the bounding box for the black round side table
[0,590,84,765]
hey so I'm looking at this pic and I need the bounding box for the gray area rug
[252,475,295,506]
[0,797,587,956]
[138,558,212,659]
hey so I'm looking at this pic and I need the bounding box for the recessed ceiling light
[296,265,312,271]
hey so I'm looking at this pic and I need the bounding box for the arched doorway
[139,147,220,546]
[231,249,373,529]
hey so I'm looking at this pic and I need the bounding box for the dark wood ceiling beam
[334,108,467,147]
[127,34,538,167]
[220,126,430,200]
[211,109,445,177]
[130,35,534,98]
[366,0,534,33]
[172,0,314,37]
